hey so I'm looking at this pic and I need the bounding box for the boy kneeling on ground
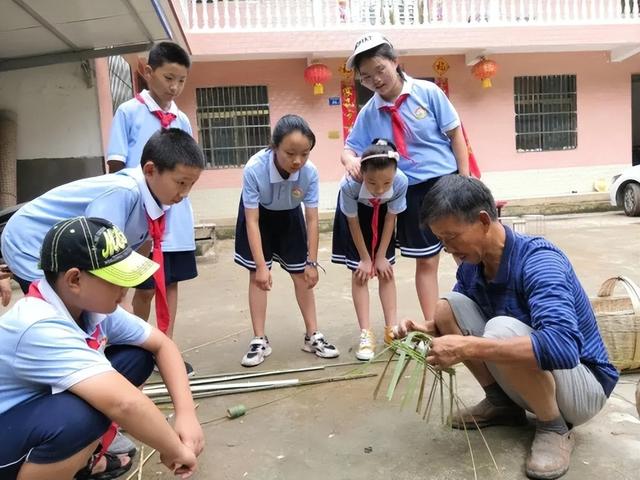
[0,217,203,480]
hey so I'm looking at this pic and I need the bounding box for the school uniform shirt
[346,76,460,185]
[242,148,319,211]
[0,278,151,415]
[107,89,195,252]
[339,169,408,217]
[453,226,619,397]
[0,168,166,282]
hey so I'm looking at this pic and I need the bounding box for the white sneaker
[356,329,376,361]
[302,332,340,358]
[241,336,272,367]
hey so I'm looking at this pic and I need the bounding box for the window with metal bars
[196,86,271,169]
[514,75,577,153]
[108,56,134,113]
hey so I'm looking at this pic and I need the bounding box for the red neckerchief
[379,93,410,158]
[26,281,118,463]
[134,93,171,334]
[135,93,176,129]
[462,124,481,178]
[146,214,170,334]
[369,198,382,276]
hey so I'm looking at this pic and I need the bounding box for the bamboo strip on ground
[150,372,377,404]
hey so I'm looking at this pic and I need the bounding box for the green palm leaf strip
[369,331,501,478]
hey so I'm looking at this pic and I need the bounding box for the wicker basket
[591,276,640,371]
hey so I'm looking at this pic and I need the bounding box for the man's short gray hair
[420,175,498,226]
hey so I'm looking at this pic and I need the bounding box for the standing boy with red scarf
[107,42,198,375]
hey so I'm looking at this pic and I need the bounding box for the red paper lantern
[472,58,498,88]
[304,63,332,95]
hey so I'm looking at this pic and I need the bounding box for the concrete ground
[6,211,634,479]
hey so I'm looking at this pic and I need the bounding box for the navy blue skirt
[396,176,448,258]
[234,199,308,274]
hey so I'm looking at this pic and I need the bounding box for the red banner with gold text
[340,80,357,141]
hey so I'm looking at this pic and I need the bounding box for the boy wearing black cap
[0,217,203,480]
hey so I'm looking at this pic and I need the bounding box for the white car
[610,165,640,216]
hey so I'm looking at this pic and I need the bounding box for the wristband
[306,260,326,273]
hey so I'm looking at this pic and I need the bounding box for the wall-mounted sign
[328,130,341,139]
[328,97,341,106]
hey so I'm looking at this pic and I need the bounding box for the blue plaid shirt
[453,226,618,396]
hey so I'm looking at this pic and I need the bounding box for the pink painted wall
[178,57,348,189]
[428,51,639,172]
[177,51,640,190]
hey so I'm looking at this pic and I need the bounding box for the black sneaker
[185,361,195,377]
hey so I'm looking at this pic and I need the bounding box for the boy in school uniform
[0,217,204,480]
[107,42,197,369]
[1,128,203,297]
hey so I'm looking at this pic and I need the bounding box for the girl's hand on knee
[304,265,319,289]
[355,259,372,284]
[255,266,272,291]
[375,256,393,280]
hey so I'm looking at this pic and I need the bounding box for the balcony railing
[178,0,640,32]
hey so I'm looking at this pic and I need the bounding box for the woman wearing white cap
[341,32,469,329]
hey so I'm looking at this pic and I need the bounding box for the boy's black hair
[43,270,59,286]
[270,114,316,150]
[360,139,399,173]
[140,128,205,172]
[148,41,191,69]
[353,43,405,81]
[420,175,498,227]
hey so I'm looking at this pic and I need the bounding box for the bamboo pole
[144,365,326,389]
[144,379,300,398]
[150,372,377,404]
[146,358,397,389]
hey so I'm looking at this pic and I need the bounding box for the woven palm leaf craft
[370,331,501,479]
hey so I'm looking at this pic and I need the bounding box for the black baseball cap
[40,217,159,287]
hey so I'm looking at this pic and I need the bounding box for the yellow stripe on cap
[89,250,159,288]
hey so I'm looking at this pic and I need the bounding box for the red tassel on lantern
[304,63,332,95]
[472,58,498,88]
